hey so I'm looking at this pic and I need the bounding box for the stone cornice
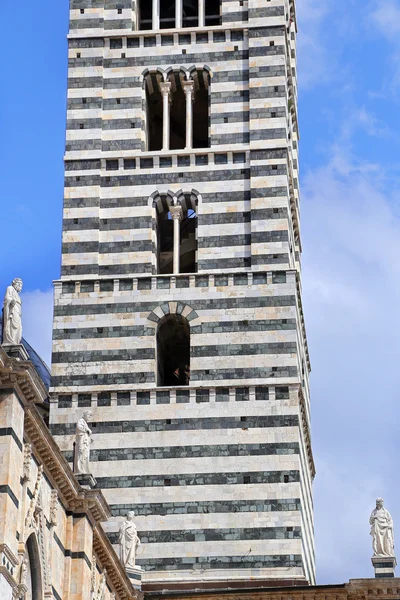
[145,579,400,600]
[0,347,48,404]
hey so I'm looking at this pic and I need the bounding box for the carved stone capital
[182,79,195,99]
[170,204,183,221]
[159,81,171,98]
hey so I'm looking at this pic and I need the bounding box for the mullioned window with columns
[138,0,221,30]
[143,67,211,151]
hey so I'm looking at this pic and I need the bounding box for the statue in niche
[370,498,395,557]
[73,411,93,474]
[2,278,23,345]
[118,511,141,569]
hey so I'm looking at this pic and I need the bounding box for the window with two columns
[138,0,221,30]
[145,69,210,151]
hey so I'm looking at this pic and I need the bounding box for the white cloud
[21,289,53,367]
[301,142,400,582]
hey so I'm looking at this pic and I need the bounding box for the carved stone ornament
[22,443,32,483]
[50,490,58,527]
[95,570,107,600]
[91,556,97,592]
[19,556,28,585]
[25,465,44,531]
[2,278,23,345]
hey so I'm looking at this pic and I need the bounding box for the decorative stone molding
[147,302,199,326]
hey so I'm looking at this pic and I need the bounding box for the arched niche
[25,533,43,600]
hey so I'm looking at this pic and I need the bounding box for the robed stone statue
[2,278,23,345]
[119,511,141,569]
[73,411,93,474]
[370,498,395,557]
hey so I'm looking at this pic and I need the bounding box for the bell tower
[50,0,315,591]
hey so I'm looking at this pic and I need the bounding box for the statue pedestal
[126,566,142,590]
[75,473,97,490]
[1,344,29,361]
[372,556,396,578]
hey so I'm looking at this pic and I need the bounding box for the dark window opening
[205,0,221,25]
[157,314,190,387]
[139,0,152,29]
[170,84,186,150]
[183,0,198,27]
[193,86,209,148]
[146,79,163,151]
[161,0,176,28]
[145,69,210,151]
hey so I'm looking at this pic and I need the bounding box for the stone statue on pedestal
[73,411,93,474]
[370,498,395,557]
[2,278,23,345]
[118,511,141,569]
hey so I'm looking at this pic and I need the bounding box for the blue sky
[1,0,400,585]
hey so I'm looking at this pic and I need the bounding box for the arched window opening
[205,0,222,26]
[183,0,199,28]
[180,203,197,273]
[170,72,186,151]
[192,69,210,149]
[157,314,190,387]
[157,206,174,274]
[161,0,176,28]
[145,69,210,151]
[26,534,43,600]
[138,0,152,30]
[155,194,198,275]
[145,72,163,151]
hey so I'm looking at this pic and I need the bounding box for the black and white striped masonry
[50,0,315,591]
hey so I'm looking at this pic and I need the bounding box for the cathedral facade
[48,0,315,591]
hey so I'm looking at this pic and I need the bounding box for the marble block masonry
[49,0,315,592]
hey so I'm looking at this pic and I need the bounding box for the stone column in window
[183,79,195,149]
[199,0,205,27]
[170,202,183,275]
[160,81,171,151]
[152,0,159,29]
[176,0,182,28]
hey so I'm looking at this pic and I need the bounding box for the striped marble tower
[50,0,315,591]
